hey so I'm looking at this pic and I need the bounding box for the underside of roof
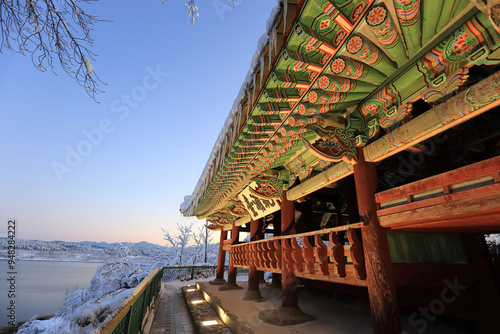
[180,0,500,231]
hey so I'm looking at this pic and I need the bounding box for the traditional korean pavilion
[180,1,500,332]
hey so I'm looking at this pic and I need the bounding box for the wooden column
[354,147,401,334]
[219,223,242,291]
[281,190,298,308]
[259,191,315,326]
[244,218,263,300]
[272,212,282,287]
[462,234,500,332]
[346,176,360,224]
[209,229,227,285]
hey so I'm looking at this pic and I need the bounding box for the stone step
[182,285,233,334]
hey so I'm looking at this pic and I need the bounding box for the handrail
[375,156,500,204]
[161,265,216,269]
[99,268,164,334]
[230,222,367,285]
[232,222,365,246]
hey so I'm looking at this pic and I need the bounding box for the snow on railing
[162,265,217,282]
[98,268,163,334]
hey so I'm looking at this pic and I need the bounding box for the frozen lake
[0,260,100,328]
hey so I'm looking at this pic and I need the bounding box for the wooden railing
[231,222,367,286]
[375,156,500,232]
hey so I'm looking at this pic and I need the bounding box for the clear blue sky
[0,0,276,245]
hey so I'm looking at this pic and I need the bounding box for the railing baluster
[314,233,329,276]
[282,238,294,272]
[291,237,304,273]
[249,243,256,267]
[329,231,346,277]
[347,228,366,280]
[266,240,275,269]
[302,235,316,274]
[255,242,263,268]
[260,242,269,268]
[274,239,282,269]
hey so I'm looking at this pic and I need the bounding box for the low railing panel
[375,156,500,232]
[230,222,366,286]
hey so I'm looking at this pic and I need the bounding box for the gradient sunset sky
[0,0,276,245]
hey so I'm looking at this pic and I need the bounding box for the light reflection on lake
[0,260,100,328]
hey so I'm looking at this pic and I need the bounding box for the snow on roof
[181,1,286,216]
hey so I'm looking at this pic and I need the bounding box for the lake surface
[0,260,101,328]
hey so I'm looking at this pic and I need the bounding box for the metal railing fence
[99,268,163,334]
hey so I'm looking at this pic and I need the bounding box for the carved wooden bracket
[302,122,361,164]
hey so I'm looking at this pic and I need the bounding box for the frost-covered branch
[162,222,193,265]
[163,0,236,26]
[0,0,104,100]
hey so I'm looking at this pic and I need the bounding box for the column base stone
[243,289,263,301]
[209,278,226,285]
[258,306,315,326]
[218,283,243,291]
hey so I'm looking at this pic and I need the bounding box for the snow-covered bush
[486,233,500,254]
[17,261,159,334]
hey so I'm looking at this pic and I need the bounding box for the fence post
[191,266,195,280]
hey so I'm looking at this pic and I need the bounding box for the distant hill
[0,238,170,263]
[0,238,220,266]
[79,240,161,249]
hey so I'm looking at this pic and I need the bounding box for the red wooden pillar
[244,218,263,300]
[281,190,298,308]
[354,147,401,334]
[259,191,314,325]
[272,211,282,287]
[219,222,242,291]
[209,229,227,285]
[462,234,500,332]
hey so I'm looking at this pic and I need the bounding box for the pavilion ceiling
[181,0,500,230]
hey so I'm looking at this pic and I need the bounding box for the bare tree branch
[0,0,104,100]
[1,1,237,101]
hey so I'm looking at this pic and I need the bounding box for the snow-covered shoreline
[0,257,104,263]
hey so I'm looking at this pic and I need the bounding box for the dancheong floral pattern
[331,58,346,74]
[366,6,386,26]
[347,36,363,53]
[308,91,318,103]
[317,76,330,89]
